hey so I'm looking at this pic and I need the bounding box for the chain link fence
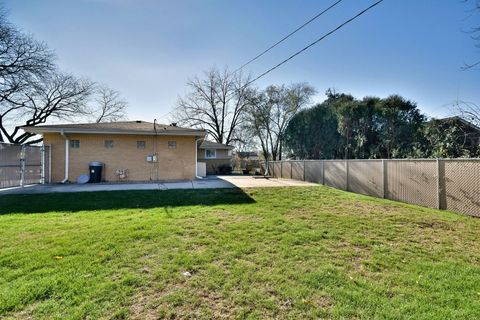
[0,142,50,189]
[262,159,480,217]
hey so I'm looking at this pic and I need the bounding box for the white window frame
[205,149,216,159]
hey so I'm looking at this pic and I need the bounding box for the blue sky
[4,0,480,121]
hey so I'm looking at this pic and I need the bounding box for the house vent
[170,122,177,127]
[136,120,142,123]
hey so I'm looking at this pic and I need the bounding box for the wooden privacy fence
[261,159,480,217]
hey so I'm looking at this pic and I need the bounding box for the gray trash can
[89,161,104,183]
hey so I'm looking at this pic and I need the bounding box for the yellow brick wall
[43,133,197,182]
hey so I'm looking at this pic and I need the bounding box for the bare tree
[0,11,54,91]
[92,85,127,123]
[453,100,480,126]
[173,67,252,145]
[245,83,315,161]
[0,10,128,144]
[1,73,94,144]
[244,90,274,161]
[0,10,54,142]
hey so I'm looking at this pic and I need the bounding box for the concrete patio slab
[0,175,318,195]
[214,175,317,188]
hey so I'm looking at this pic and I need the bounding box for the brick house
[22,121,206,182]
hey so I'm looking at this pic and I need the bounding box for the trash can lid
[77,174,90,184]
[89,161,104,166]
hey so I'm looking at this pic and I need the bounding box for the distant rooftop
[22,121,206,136]
[198,140,234,149]
[432,116,480,132]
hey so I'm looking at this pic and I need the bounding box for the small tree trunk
[279,140,283,160]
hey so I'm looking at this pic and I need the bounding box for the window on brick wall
[168,141,176,149]
[104,140,114,149]
[70,140,80,149]
[137,141,146,149]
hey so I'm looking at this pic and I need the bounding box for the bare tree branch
[91,85,127,123]
[2,72,94,144]
[453,99,480,126]
[0,9,55,143]
[0,11,128,144]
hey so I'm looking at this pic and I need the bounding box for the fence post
[290,160,293,179]
[345,160,349,191]
[322,160,325,185]
[280,161,283,178]
[436,158,443,210]
[382,159,387,199]
[303,160,306,181]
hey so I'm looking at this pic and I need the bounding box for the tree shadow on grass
[0,188,255,215]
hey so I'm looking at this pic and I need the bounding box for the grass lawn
[0,186,479,319]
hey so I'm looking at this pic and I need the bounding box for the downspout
[153,119,159,181]
[195,137,203,179]
[60,129,69,183]
[48,144,52,184]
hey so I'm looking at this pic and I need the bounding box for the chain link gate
[0,142,50,188]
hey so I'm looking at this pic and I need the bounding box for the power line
[234,0,344,73]
[156,109,175,122]
[247,0,385,86]
[162,0,384,122]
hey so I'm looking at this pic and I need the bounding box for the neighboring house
[431,116,480,147]
[197,140,234,174]
[22,121,206,182]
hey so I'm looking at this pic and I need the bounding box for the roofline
[454,117,480,131]
[198,145,235,150]
[21,126,207,137]
[196,137,234,149]
[431,116,480,131]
